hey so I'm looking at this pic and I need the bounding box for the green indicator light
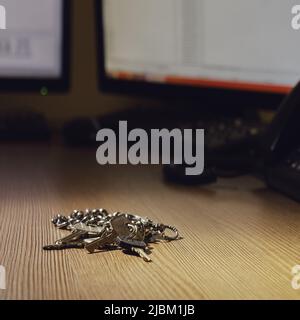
[40,87,49,96]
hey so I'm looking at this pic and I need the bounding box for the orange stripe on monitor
[165,76,292,94]
[109,71,292,94]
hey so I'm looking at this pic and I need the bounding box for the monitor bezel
[96,0,287,109]
[0,0,71,93]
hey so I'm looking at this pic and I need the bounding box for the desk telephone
[163,81,300,203]
[263,82,300,202]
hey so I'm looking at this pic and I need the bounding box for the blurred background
[0,0,162,130]
[0,0,294,129]
[0,0,299,199]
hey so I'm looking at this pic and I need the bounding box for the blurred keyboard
[186,117,265,154]
[0,110,50,141]
[63,110,265,152]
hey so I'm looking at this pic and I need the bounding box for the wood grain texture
[1,144,300,300]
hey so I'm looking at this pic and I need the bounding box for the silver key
[85,215,133,253]
[54,222,105,245]
[118,238,151,262]
[73,222,105,235]
[131,247,152,263]
[43,242,85,251]
[85,229,118,253]
[55,229,87,245]
[110,214,133,238]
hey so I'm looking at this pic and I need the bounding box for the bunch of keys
[43,209,180,263]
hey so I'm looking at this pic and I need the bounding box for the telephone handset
[263,82,300,201]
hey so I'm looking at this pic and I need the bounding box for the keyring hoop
[162,226,179,241]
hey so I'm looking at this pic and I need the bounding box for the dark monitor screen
[97,0,300,108]
[0,0,71,92]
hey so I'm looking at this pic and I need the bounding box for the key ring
[160,225,179,241]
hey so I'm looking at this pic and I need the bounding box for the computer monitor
[96,0,300,108]
[0,0,71,92]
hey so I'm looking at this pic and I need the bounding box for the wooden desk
[1,144,300,300]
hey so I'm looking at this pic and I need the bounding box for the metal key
[131,247,152,263]
[117,237,147,250]
[85,215,134,253]
[110,214,134,238]
[55,229,87,245]
[43,242,84,251]
[118,238,152,262]
[85,229,118,253]
[55,223,105,245]
[73,222,105,235]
